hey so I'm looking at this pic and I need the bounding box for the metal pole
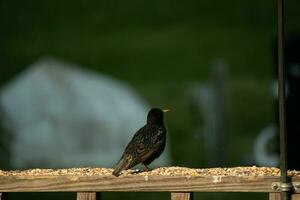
[277,0,291,199]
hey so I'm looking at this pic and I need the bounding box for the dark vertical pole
[0,193,8,200]
[277,0,291,199]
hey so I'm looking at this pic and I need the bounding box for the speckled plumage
[113,108,168,177]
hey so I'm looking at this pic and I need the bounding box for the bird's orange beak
[163,109,171,113]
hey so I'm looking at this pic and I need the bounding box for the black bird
[112,108,170,177]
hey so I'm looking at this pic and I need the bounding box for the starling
[112,108,170,177]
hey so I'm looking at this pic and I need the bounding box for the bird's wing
[112,153,133,176]
[127,126,162,164]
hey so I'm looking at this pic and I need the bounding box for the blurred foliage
[0,0,300,199]
[3,0,300,84]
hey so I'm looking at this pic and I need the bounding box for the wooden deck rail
[0,167,299,200]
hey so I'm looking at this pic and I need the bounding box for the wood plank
[292,194,300,200]
[269,193,280,200]
[0,193,7,200]
[171,192,193,200]
[270,193,300,200]
[0,174,299,193]
[77,192,100,200]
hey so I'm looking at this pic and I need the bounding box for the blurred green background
[1,0,300,199]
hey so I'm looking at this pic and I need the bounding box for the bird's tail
[112,155,132,177]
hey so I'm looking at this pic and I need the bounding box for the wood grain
[77,192,100,200]
[269,193,280,200]
[270,193,300,200]
[171,192,193,200]
[0,174,299,193]
[292,194,300,200]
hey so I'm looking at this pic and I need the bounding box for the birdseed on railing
[0,166,299,177]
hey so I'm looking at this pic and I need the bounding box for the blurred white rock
[0,57,171,169]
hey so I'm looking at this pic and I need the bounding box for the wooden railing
[0,167,299,200]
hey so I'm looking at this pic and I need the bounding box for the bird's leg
[143,164,151,171]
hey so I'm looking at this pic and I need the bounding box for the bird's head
[147,108,170,125]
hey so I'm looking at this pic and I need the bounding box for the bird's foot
[143,164,151,171]
[130,169,141,175]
